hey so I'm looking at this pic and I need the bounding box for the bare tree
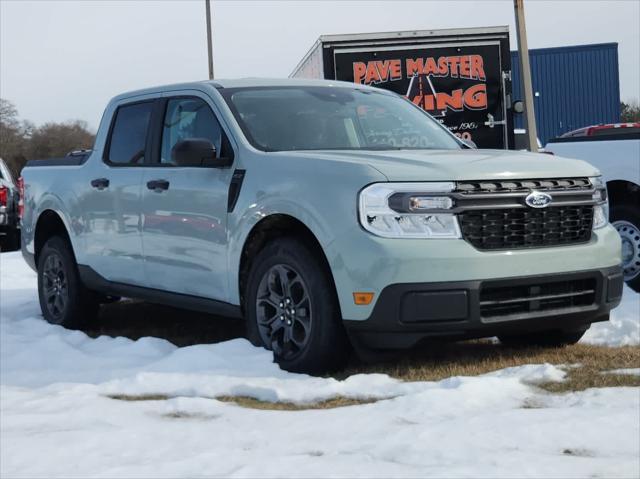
[28,121,95,160]
[0,99,30,177]
[0,98,95,176]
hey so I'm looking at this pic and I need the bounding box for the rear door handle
[90,178,109,190]
[146,179,170,191]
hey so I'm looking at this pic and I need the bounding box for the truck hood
[285,149,600,181]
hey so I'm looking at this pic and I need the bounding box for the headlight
[589,176,608,229]
[358,182,461,238]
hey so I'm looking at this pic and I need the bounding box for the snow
[1,251,639,478]
[582,283,640,346]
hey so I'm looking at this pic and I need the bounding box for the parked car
[546,123,640,291]
[20,79,623,374]
[0,158,20,251]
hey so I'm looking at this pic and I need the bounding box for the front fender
[226,156,386,305]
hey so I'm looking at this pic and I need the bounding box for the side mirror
[172,138,230,167]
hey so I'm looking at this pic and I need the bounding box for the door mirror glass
[172,138,217,167]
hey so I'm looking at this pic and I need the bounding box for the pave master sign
[292,27,516,149]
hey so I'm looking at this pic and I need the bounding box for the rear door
[82,100,153,285]
[141,92,234,301]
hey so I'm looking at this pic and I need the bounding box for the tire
[37,236,99,328]
[610,203,640,292]
[498,326,589,348]
[245,238,349,374]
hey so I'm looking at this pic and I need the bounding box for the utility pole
[205,0,214,80]
[514,0,538,152]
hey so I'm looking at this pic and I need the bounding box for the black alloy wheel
[256,264,312,360]
[245,237,349,374]
[37,236,99,328]
[42,252,69,321]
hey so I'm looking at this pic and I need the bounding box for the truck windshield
[222,87,461,152]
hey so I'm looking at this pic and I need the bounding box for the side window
[107,102,153,165]
[161,97,222,165]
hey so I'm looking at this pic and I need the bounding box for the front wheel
[498,326,589,348]
[245,238,349,374]
[37,236,99,328]
[610,203,640,292]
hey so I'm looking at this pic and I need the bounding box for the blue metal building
[511,43,621,144]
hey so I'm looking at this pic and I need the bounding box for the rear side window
[107,102,153,164]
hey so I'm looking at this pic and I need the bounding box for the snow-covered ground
[1,251,639,478]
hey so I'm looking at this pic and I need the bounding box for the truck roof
[113,78,380,102]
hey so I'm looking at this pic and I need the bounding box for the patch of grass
[340,342,640,392]
[106,392,379,410]
[162,411,219,420]
[541,368,640,393]
[107,393,170,402]
[215,395,380,411]
[105,343,639,410]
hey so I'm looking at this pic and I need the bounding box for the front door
[141,94,233,301]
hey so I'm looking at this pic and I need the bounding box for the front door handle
[90,178,109,190]
[146,179,170,191]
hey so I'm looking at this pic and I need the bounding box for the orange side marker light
[353,292,374,305]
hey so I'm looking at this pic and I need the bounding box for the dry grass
[107,393,379,410]
[106,343,639,411]
[161,411,219,420]
[90,300,639,395]
[340,342,640,393]
[106,393,170,402]
[215,395,379,411]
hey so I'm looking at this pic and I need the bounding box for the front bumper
[326,224,622,321]
[345,265,623,349]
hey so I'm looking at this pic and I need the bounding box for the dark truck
[291,26,516,149]
[0,158,21,251]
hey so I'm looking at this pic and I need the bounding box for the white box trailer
[291,27,516,149]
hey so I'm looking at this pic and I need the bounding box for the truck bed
[26,151,92,167]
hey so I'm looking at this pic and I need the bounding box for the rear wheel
[498,326,589,348]
[37,236,99,328]
[245,238,349,374]
[610,203,640,292]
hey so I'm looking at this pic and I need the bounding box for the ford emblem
[525,191,553,208]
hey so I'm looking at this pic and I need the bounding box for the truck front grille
[454,178,595,250]
[459,205,594,250]
[480,277,597,319]
[456,178,592,194]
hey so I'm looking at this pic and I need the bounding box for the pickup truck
[546,123,640,292]
[20,79,623,374]
[0,158,21,251]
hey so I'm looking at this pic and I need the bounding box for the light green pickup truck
[20,79,622,374]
